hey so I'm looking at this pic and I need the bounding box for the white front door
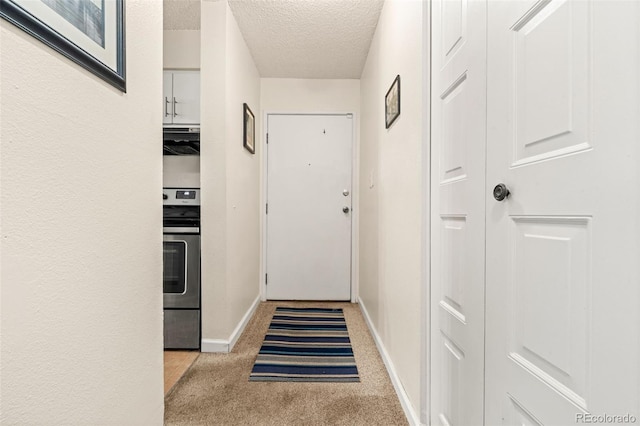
[430,0,487,424]
[485,0,640,423]
[266,114,353,300]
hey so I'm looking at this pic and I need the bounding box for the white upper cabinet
[163,70,200,125]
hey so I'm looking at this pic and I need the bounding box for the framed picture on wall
[0,0,126,92]
[243,103,255,154]
[385,74,401,129]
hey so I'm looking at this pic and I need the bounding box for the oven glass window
[163,241,187,294]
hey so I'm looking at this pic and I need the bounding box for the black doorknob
[493,184,510,201]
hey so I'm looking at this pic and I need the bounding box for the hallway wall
[0,1,164,423]
[200,0,261,346]
[359,0,425,419]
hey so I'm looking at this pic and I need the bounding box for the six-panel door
[430,0,487,424]
[432,0,640,423]
[485,0,640,423]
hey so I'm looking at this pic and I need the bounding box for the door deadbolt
[343,189,350,196]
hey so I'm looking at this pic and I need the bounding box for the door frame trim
[421,0,432,423]
[260,111,359,303]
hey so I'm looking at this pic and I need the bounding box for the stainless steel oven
[163,188,200,349]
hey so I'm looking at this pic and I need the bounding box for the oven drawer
[164,309,200,349]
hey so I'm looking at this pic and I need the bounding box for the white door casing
[266,114,353,301]
[430,0,487,424]
[485,0,640,423]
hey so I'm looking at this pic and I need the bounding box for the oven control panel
[176,190,196,200]
[163,188,200,206]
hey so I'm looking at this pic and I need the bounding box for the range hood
[163,127,200,155]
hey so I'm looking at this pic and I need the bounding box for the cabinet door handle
[173,97,178,117]
[164,97,170,117]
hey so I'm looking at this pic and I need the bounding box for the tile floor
[164,350,200,395]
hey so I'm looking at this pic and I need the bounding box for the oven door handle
[163,227,200,234]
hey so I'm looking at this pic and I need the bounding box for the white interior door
[485,0,640,423]
[430,0,487,424]
[266,114,353,300]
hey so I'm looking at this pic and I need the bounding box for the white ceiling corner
[164,0,201,30]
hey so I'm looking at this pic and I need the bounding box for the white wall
[164,30,201,69]
[0,1,164,424]
[359,0,424,419]
[201,0,228,340]
[200,0,261,345]
[163,156,200,188]
[261,78,360,113]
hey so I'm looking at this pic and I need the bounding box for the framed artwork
[0,0,126,92]
[385,74,401,129]
[243,103,255,154]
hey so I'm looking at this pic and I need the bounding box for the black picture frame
[243,103,255,154]
[385,74,401,129]
[0,0,126,92]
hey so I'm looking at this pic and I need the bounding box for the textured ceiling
[228,0,384,79]
[163,0,384,79]
[164,0,201,30]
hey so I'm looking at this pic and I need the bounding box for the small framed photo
[243,103,255,154]
[0,0,126,92]
[385,75,401,129]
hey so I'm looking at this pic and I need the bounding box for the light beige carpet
[164,301,408,425]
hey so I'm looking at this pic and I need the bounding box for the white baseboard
[228,295,261,352]
[201,338,229,353]
[358,297,421,426]
[201,295,261,353]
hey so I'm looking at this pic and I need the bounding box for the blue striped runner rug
[249,307,360,382]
